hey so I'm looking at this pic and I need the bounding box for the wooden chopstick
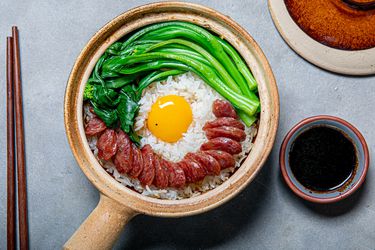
[6,36,16,250]
[12,26,29,250]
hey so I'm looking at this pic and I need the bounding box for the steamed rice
[85,72,257,200]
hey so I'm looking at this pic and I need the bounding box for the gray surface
[0,0,374,249]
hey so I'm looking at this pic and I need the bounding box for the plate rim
[268,0,375,76]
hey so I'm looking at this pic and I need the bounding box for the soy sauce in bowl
[289,126,357,191]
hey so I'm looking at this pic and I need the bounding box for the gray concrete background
[0,1,374,249]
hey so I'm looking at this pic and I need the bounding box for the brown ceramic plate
[268,0,375,75]
[64,2,279,249]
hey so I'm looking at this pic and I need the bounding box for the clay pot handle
[63,194,138,250]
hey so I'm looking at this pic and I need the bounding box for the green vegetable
[237,110,257,127]
[93,85,119,107]
[84,83,120,107]
[83,83,94,101]
[120,85,138,101]
[127,129,141,146]
[117,94,138,133]
[217,39,258,91]
[136,69,186,100]
[91,101,118,127]
[85,21,260,144]
[152,47,211,65]
[118,60,191,75]
[105,75,137,89]
[103,52,259,115]
[138,24,252,94]
[145,39,242,93]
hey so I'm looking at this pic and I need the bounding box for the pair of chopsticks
[7,27,29,250]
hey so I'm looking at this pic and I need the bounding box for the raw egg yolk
[147,95,193,143]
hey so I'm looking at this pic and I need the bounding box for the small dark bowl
[280,115,369,203]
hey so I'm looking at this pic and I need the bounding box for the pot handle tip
[63,194,138,250]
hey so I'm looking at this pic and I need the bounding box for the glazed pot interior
[64,2,279,217]
[342,0,375,9]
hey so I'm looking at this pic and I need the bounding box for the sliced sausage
[153,155,169,188]
[205,126,246,142]
[138,145,155,186]
[212,99,237,119]
[113,131,133,174]
[185,152,221,176]
[180,158,207,183]
[187,159,207,182]
[204,150,235,169]
[128,143,144,178]
[85,117,107,136]
[203,117,245,131]
[97,129,117,161]
[163,160,186,188]
[177,161,193,183]
[200,137,242,155]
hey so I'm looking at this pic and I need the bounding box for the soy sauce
[289,126,357,191]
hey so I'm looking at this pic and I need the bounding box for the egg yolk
[147,95,193,143]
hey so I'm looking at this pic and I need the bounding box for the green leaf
[107,42,123,55]
[93,85,119,107]
[116,95,139,133]
[105,75,137,89]
[91,101,118,127]
[120,84,138,101]
[128,129,141,146]
[101,70,121,79]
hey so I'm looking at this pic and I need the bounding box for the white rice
[85,72,257,200]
